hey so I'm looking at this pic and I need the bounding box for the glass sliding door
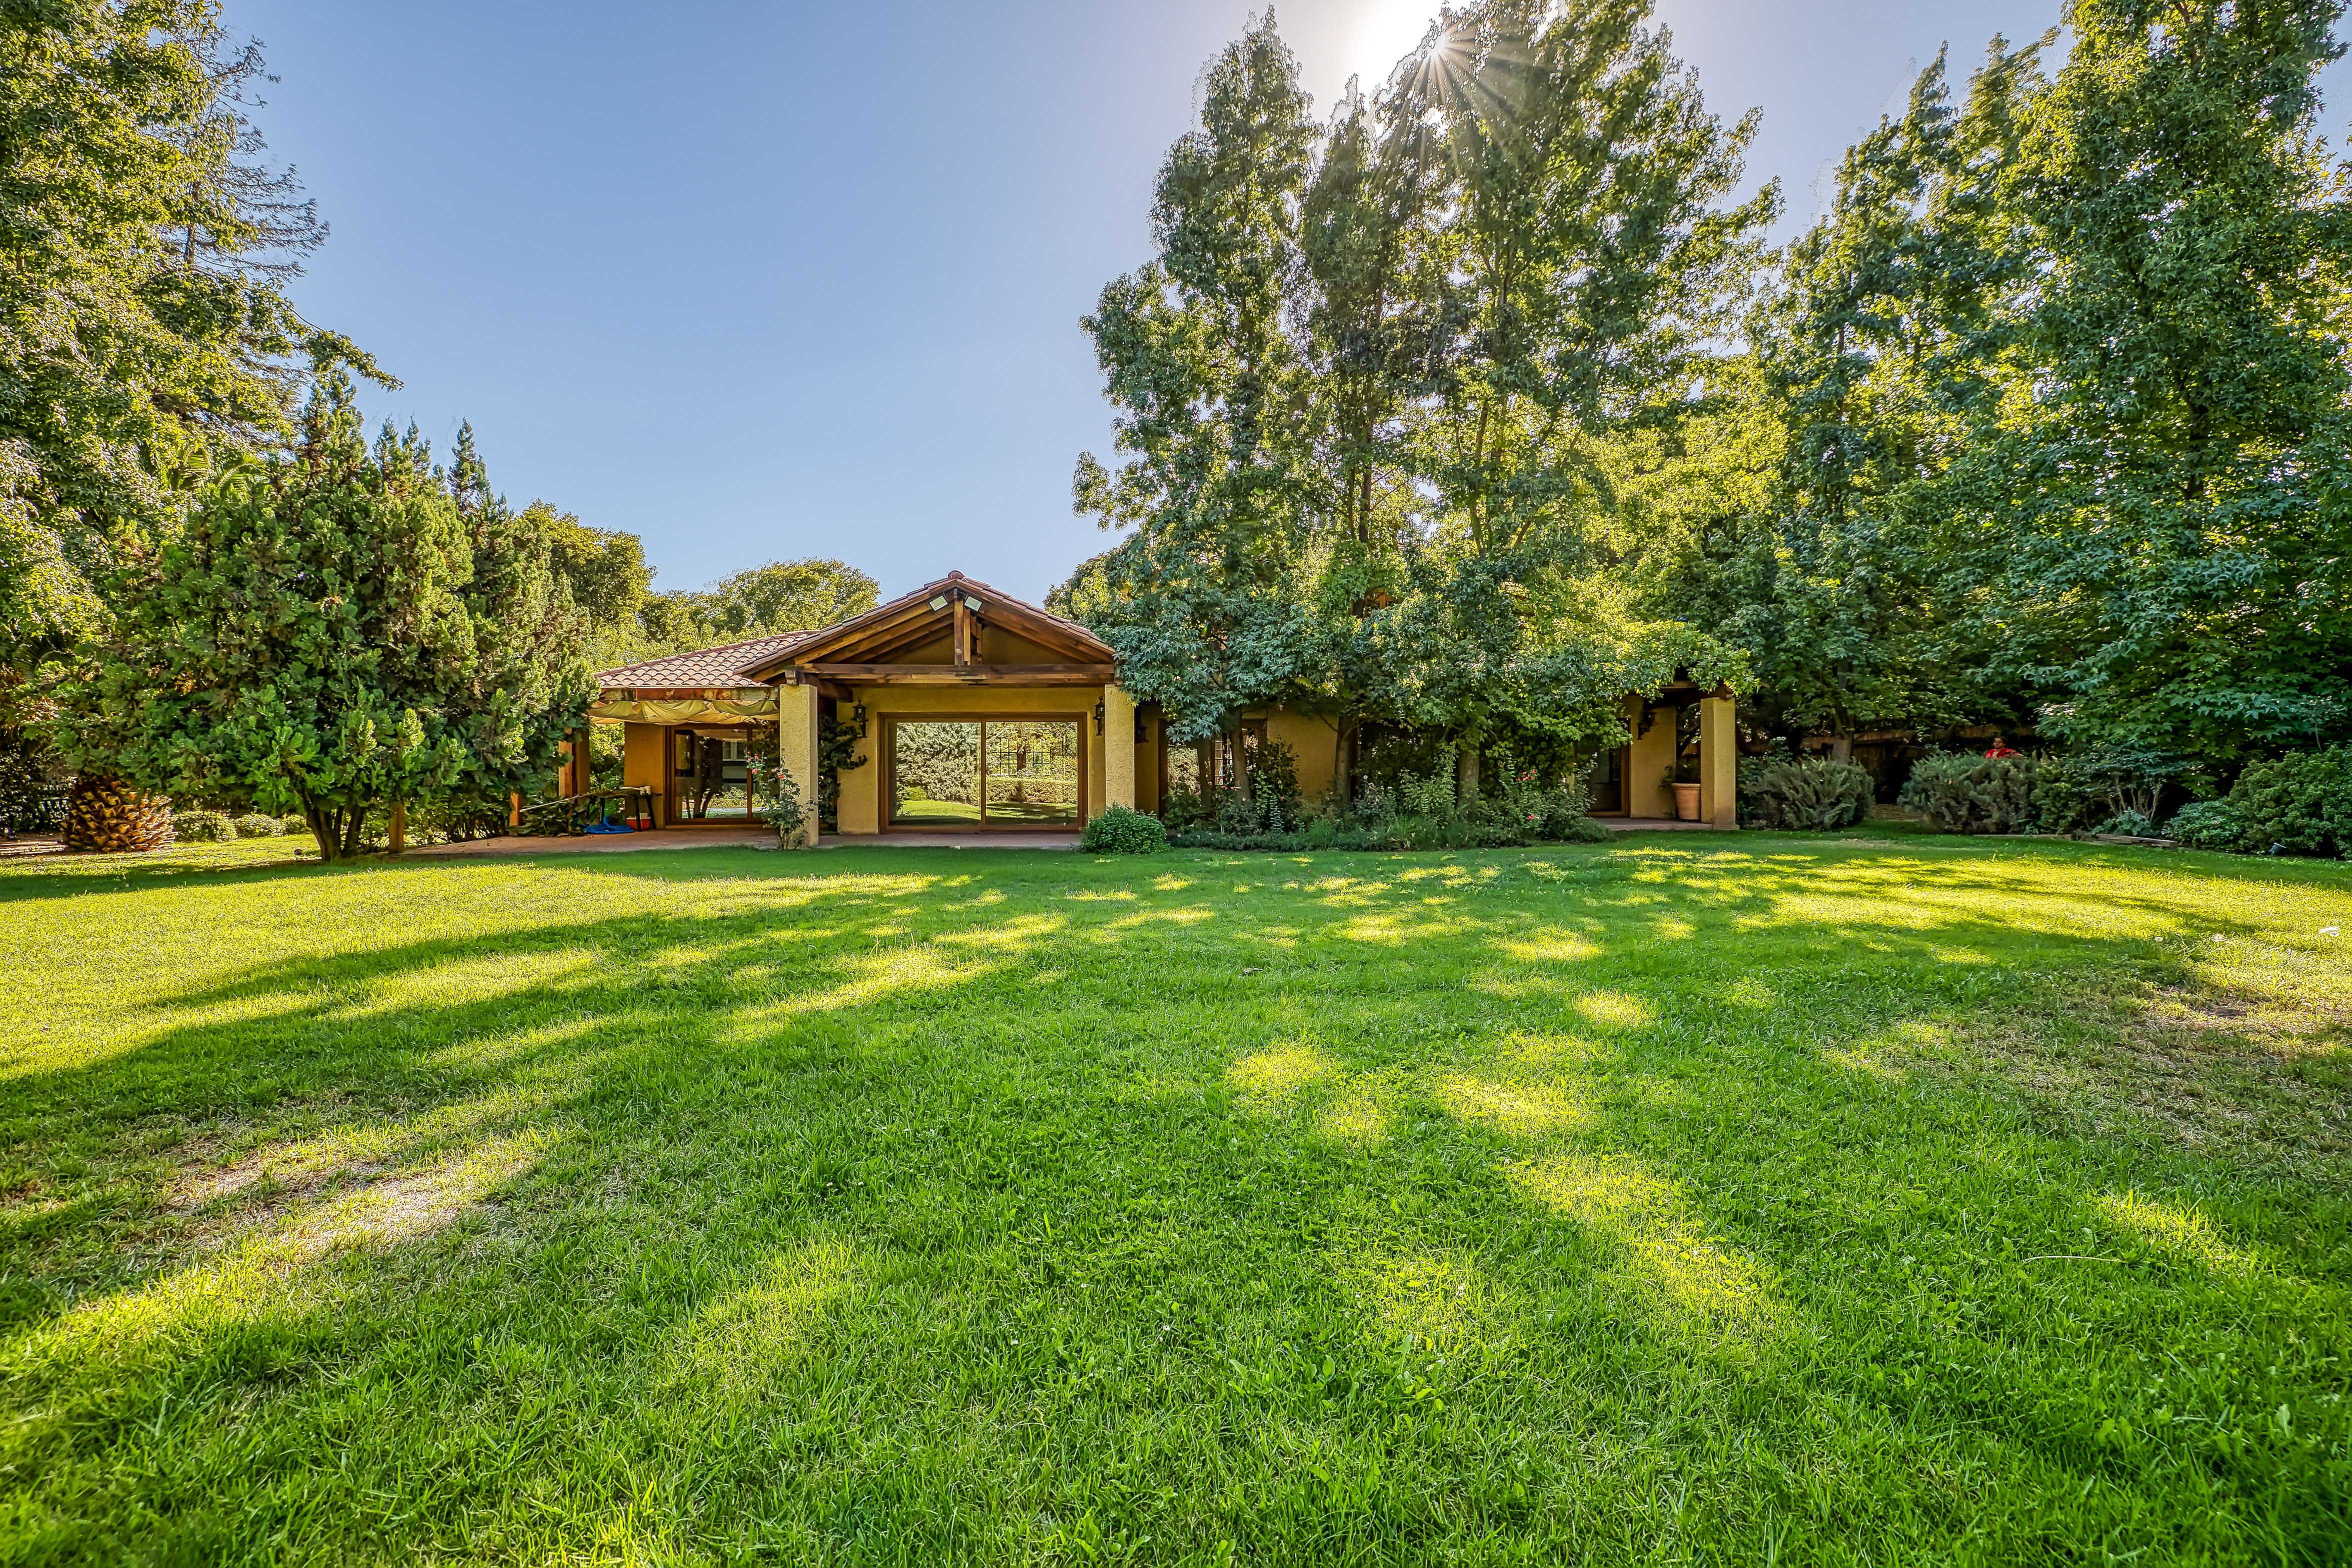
[890,720,982,825]
[888,718,1082,828]
[982,720,1080,826]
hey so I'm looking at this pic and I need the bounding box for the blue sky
[227,1,2346,605]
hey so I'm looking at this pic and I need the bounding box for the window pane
[982,720,1080,826]
[892,721,982,825]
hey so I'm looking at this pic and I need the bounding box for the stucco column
[1102,684,1136,812]
[1700,694,1738,828]
[778,679,820,846]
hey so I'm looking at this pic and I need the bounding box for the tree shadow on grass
[1,842,2348,1560]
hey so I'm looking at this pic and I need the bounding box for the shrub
[1082,805,1166,855]
[0,749,68,836]
[2036,747,2194,833]
[1550,814,1614,844]
[2030,754,2097,834]
[2094,810,2160,838]
[171,808,237,843]
[1898,752,2038,834]
[232,813,284,838]
[1168,829,1310,852]
[1160,783,1208,832]
[1494,754,1597,842]
[1215,788,1263,834]
[1738,754,1875,830]
[2164,798,2245,852]
[2222,747,2352,857]
[280,815,310,836]
[1352,781,1398,830]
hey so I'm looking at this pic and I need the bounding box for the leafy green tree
[1651,41,2048,755]
[538,498,654,666]
[0,4,380,652]
[1068,4,1756,793]
[632,558,878,659]
[1948,0,2352,764]
[1066,14,1324,774]
[55,374,590,860]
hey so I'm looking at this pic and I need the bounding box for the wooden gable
[741,572,1114,687]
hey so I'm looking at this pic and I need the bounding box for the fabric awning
[586,694,778,724]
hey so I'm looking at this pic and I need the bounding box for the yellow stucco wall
[1626,695,1677,819]
[1135,710,1161,814]
[1260,708,1342,801]
[778,684,820,844]
[1700,695,1737,827]
[622,722,670,826]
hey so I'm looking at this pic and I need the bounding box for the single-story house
[585,571,1737,834]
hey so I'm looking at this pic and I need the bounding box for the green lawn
[1,830,2346,1564]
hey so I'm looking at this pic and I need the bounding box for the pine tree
[56,375,591,862]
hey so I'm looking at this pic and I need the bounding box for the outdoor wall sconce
[850,702,868,737]
[1134,712,1150,743]
[1092,700,1105,736]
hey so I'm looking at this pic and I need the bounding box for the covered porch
[748,572,1152,836]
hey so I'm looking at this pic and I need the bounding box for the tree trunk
[1830,732,1853,766]
[388,800,406,855]
[62,775,173,852]
[1457,741,1480,804]
[1334,720,1358,808]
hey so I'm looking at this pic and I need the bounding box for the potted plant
[1666,760,1700,822]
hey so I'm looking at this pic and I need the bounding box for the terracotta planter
[1672,782,1702,822]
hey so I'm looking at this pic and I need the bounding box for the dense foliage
[2168,747,2352,856]
[54,375,592,861]
[1736,752,1876,831]
[1057,3,1757,802]
[1658,0,2352,771]
[1070,0,2351,822]
[0,3,382,740]
[632,559,878,660]
[1900,752,2042,835]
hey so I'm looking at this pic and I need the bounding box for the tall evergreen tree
[1069,16,1325,764]
[1,2,379,824]
[56,374,590,860]
[1654,40,2048,755]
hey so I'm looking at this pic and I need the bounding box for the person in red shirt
[1984,736,2020,758]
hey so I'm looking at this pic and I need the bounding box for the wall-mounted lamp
[1092,700,1105,736]
[928,594,950,612]
[850,702,868,737]
[963,594,982,612]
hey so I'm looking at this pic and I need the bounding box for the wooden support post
[952,596,970,666]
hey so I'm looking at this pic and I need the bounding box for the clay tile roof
[594,630,818,690]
